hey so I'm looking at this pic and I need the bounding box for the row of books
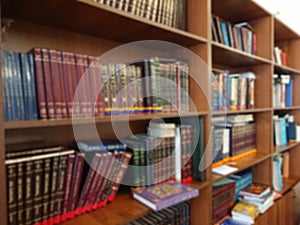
[123,119,204,187]
[212,16,256,55]
[94,0,187,30]
[2,49,190,120]
[212,70,256,111]
[273,114,297,146]
[274,46,287,66]
[212,170,253,224]
[126,201,190,225]
[273,74,293,108]
[212,114,256,164]
[6,143,132,225]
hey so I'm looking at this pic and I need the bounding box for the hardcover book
[132,180,199,211]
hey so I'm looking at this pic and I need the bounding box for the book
[238,183,271,198]
[132,180,199,211]
[212,165,238,176]
[231,201,259,224]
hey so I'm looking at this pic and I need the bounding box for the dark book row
[94,0,187,30]
[212,16,256,55]
[5,143,132,225]
[1,49,190,121]
[126,202,190,225]
[213,170,253,224]
[212,70,256,111]
[212,115,256,164]
[123,124,194,187]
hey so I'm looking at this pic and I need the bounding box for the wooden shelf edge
[5,111,209,129]
[212,153,271,183]
[274,142,300,154]
[212,108,272,116]
[273,106,300,111]
[280,177,300,195]
[274,63,300,75]
[212,41,272,64]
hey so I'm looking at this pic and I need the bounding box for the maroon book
[41,48,55,119]
[62,51,77,117]
[56,51,68,118]
[32,48,47,119]
[67,153,85,219]
[49,49,64,118]
[74,53,90,116]
[60,154,75,222]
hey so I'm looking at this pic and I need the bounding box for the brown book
[32,48,47,119]
[6,163,17,225]
[41,48,55,119]
[56,51,68,118]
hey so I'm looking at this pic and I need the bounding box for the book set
[2,0,300,225]
[2,49,190,121]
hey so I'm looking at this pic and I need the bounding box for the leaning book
[131,180,199,211]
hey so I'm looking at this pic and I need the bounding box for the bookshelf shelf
[2,0,207,47]
[4,111,209,130]
[274,64,300,75]
[274,142,300,154]
[60,193,150,225]
[212,108,272,116]
[212,42,271,67]
[281,177,300,195]
[273,106,300,112]
[212,153,270,183]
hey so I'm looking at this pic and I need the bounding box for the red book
[41,48,55,119]
[49,49,64,118]
[32,48,47,119]
[74,53,91,117]
[60,155,75,222]
[62,51,77,117]
[56,51,68,118]
[67,153,85,219]
[281,52,287,66]
[108,151,132,202]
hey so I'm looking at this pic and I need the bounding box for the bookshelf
[1,0,300,225]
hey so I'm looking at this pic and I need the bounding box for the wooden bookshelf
[1,0,300,224]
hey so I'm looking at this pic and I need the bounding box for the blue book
[220,217,251,225]
[225,70,230,110]
[1,51,10,121]
[77,140,127,152]
[6,51,18,120]
[27,53,38,120]
[285,79,293,107]
[221,23,230,46]
[19,53,30,120]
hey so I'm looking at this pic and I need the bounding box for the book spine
[60,155,75,222]
[19,53,30,120]
[27,53,39,120]
[32,159,44,224]
[56,51,68,117]
[41,158,51,224]
[67,153,85,218]
[49,49,63,118]
[41,48,55,119]
[53,155,69,224]
[16,162,25,225]
[48,156,59,223]
[24,161,34,225]
[2,51,12,121]
[6,163,17,225]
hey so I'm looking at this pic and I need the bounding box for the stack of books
[212,178,236,224]
[231,201,259,224]
[237,183,274,214]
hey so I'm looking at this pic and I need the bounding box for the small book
[212,165,238,176]
[132,180,199,211]
[238,183,271,198]
[231,201,259,224]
